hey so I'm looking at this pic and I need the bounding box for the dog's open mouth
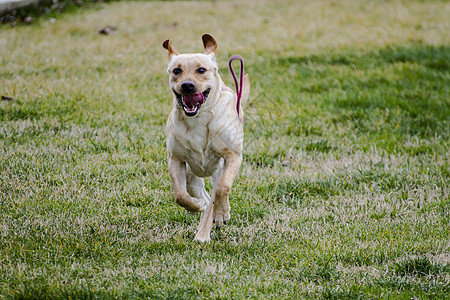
[174,89,210,116]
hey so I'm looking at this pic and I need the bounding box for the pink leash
[228,54,244,116]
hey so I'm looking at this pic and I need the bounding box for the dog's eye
[197,68,207,74]
[173,68,182,75]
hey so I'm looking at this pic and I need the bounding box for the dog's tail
[240,74,250,106]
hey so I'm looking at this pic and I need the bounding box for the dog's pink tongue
[183,92,204,107]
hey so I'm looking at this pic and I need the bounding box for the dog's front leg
[195,153,241,242]
[213,152,242,228]
[168,156,208,212]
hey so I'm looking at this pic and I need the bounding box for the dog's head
[162,34,219,117]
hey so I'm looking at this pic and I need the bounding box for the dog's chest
[171,120,221,176]
[182,125,209,153]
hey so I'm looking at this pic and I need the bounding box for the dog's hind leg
[186,169,210,208]
[168,157,208,212]
[186,169,215,242]
[195,201,214,242]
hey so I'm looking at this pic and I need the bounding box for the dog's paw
[176,194,208,213]
[185,197,208,213]
[194,233,211,243]
[213,206,230,228]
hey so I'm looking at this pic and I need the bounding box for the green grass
[1,0,449,299]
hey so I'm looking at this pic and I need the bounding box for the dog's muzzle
[174,88,210,117]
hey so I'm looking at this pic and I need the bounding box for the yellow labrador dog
[162,34,249,242]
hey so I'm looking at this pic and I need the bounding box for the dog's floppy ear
[202,34,217,57]
[162,39,179,59]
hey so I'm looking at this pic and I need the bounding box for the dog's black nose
[181,81,196,93]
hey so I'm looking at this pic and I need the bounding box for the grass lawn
[1,0,449,298]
